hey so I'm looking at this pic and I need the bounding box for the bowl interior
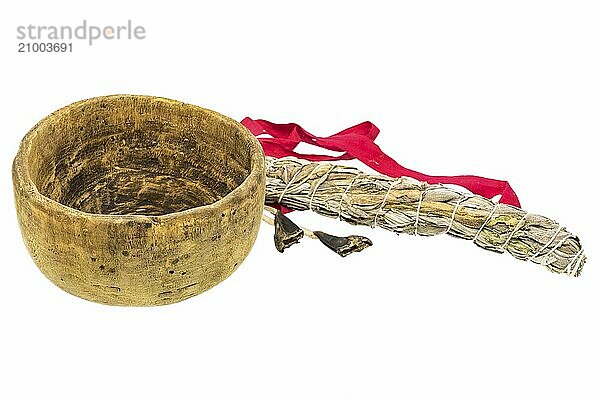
[26,96,253,216]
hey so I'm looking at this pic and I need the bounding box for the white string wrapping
[373,178,402,228]
[501,212,529,251]
[414,186,429,235]
[473,203,499,243]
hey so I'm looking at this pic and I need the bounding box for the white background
[1,1,599,399]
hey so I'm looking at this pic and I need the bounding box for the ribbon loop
[241,117,521,208]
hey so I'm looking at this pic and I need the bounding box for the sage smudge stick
[264,156,586,276]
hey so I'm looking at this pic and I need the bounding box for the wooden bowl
[12,95,265,306]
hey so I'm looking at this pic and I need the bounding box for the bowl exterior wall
[12,95,265,306]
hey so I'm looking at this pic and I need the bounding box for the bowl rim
[12,94,265,222]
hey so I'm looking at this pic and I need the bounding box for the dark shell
[313,231,372,257]
[274,211,304,252]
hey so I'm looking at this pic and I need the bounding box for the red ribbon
[241,118,521,208]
